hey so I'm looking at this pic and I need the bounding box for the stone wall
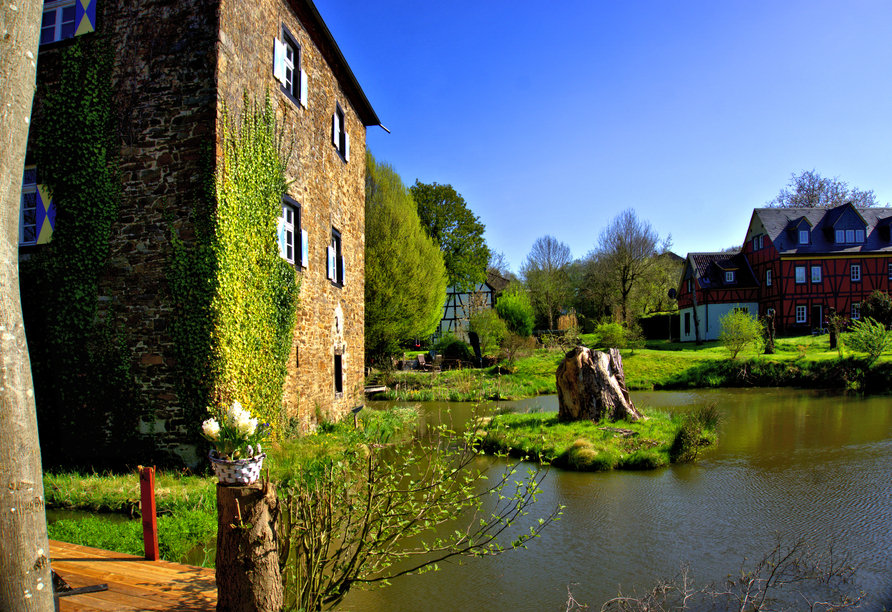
[217,0,367,429]
[26,0,368,464]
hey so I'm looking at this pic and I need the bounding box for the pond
[340,388,892,611]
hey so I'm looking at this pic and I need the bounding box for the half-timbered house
[678,203,892,340]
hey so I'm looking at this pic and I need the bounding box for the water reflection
[344,389,892,611]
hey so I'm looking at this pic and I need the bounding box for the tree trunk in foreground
[556,347,642,422]
[0,0,54,610]
[216,481,283,612]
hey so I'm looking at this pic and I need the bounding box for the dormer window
[835,229,865,244]
[798,230,809,245]
[725,271,735,283]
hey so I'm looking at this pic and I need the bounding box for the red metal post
[139,466,160,561]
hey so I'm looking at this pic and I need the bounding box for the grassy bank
[43,407,419,566]
[481,405,717,471]
[375,333,892,402]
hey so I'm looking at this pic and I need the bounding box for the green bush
[434,332,474,361]
[845,316,892,364]
[495,290,535,336]
[594,322,625,348]
[860,291,892,329]
[469,309,508,356]
[719,309,763,359]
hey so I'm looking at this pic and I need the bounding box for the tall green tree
[0,0,54,608]
[366,152,447,359]
[409,181,490,291]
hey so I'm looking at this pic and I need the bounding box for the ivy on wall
[21,32,138,465]
[169,94,300,432]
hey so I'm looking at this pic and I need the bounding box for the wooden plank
[50,540,216,612]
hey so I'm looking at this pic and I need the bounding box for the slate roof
[688,251,759,290]
[754,204,892,255]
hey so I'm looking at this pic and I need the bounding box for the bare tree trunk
[0,0,54,610]
[216,481,283,612]
[556,346,642,422]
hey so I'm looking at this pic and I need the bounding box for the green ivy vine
[168,93,300,433]
[21,31,138,465]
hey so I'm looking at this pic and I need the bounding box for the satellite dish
[668,288,677,299]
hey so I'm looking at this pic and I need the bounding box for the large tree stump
[556,346,642,422]
[216,481,283,612]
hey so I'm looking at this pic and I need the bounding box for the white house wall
[680,302,759,342]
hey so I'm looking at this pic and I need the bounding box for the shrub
[500,333,536,369]
[668,420,702,463]
[860,290,892,329]
[434,332,474,361]
[845,316,891,364]
[469,309,508,356]
[495,290,535,336]
[594,322,625,348]
[719,309,763,359]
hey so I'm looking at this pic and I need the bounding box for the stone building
[22,0,380,465]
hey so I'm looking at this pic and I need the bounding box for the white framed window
[796,305,807,324]
[273,28,307,107]
[725,271,735,283]
[811,265,822,283]
[766,269,772,286]
[41,0,76,45]
[852,303,861,320]
[20,166,39,245]
[851,264,861,282]
[836,228,866,244]
[332,104,349,161]
[795,266,806,284]
[752,235,763,251]
[799,229,809,245]
[327,228,345,285]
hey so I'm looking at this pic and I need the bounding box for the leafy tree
[495,287,535,337]
[521,235,573,331]
[719,309,764,359]
[410,181,490,291]
[469,309,508,356]
[366,152,447,359]
[0,1,55,608]
[591,209,667,324]
[845,317,891,365]
[767,170,880,208]
[860,290,892,329]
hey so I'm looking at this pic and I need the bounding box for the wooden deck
[50,540,216,611]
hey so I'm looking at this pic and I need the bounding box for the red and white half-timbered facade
[677,203,892,341]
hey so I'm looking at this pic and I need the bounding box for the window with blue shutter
[41,0,94,45]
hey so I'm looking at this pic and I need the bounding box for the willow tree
[365,150,446,359]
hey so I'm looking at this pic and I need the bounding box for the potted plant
[202,401,270,485]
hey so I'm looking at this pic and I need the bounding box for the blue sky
[313,0,892,275]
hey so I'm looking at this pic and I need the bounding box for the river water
[340,389,892,611]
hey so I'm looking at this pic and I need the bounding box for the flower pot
[209,450,266,485]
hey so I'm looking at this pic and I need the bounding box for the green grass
[375,331,892,402]
[43,408,421,565]
[480,406,717,471]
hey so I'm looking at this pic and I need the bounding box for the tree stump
[216,481,283,612]
[556,346,642,422]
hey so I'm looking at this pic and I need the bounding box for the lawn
[373,331,891,402]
